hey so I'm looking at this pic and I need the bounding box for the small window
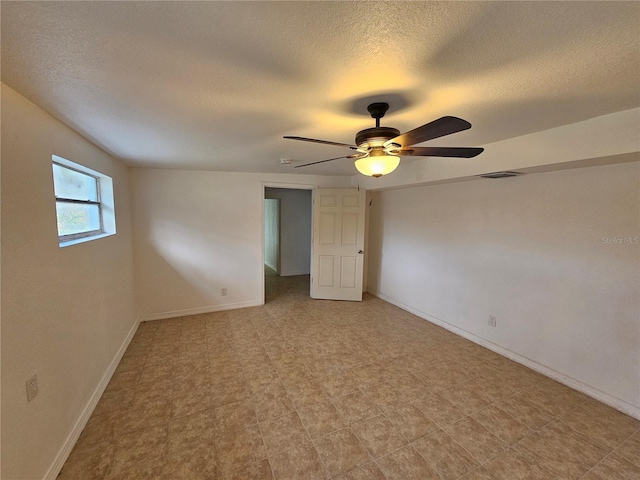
[52,156,116,246]
[53,163,103,239]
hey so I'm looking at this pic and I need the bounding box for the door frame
[261,182,315,303]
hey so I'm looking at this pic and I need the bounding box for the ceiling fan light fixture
[355,152,400,178]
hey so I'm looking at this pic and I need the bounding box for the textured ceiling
[2,1,639,176]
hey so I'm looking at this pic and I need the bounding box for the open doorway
[263,187,312,302]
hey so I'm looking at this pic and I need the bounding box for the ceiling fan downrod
[367,102,390,128]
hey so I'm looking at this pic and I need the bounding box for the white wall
[131,170,349,319]
[367,162,640,416]
[265,188,312,276]
[1,84,137,479]
[264,198,279,272]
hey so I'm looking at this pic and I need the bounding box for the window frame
[52,155,117,247]
[53,161,105,242]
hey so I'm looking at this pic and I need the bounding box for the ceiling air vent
[478,171,524,179]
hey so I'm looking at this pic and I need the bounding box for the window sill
[59,231,115,248]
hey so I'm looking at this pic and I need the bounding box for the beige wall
[1,85,137,479]
[131,169,350,319]
[367,161,640,416]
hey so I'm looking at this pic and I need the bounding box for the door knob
[358,250,363,254]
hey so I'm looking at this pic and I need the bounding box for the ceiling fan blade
[294,153,364,168]
[397,147,484,158]
[284,136,358,149]
[389,116,472,147]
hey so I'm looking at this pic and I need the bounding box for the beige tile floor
[60,272,640,479]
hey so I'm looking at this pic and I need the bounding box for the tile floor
[59,272,640,479]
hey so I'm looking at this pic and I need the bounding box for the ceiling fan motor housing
[355,127,400,149]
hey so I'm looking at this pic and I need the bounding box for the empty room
[1,2,639,479]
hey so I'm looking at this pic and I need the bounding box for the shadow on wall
[136,218,241,317]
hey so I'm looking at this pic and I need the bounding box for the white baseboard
[42,298,262,478]
[44,318,140,480]
[373,291,640,421]
[264,260,277,272]
[279,270,310,277]
[138,299,264,322]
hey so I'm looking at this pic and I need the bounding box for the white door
[311,188,366,301]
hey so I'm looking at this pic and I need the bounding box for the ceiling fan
[284,102,484,178]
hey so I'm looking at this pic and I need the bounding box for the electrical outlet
[26,374,38,402]
[221,287,227,296]
[488,315,497,327]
